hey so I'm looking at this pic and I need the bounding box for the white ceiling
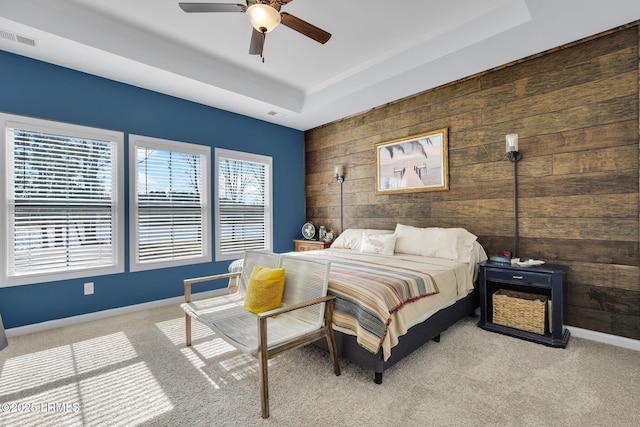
[1,0,639,131]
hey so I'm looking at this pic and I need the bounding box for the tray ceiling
[1,0,639,130]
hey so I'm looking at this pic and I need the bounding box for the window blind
[217,157,268,255]
[135,146,206,265]
[7,128,116,277]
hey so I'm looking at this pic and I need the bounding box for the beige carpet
[1,304,638,427]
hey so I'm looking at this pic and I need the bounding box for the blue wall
[0,50,305,328]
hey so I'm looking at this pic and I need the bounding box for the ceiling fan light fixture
[246,4,281,33]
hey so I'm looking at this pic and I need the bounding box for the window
[0,113,124,286]
[129,135,211,271]
[215,148,272,261]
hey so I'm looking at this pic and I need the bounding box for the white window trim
[0,113,125,287]
[214,148,273,261]
[129,134,211,272]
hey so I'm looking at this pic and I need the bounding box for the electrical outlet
[84,282,94,295]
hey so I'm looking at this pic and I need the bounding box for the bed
[230,224,487,384]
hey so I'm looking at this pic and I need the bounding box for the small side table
[477,261,570,348]
[293,239,331,252]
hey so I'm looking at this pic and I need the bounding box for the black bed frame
[315,288,479,384]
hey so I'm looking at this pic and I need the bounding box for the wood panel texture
[304,25,640,340]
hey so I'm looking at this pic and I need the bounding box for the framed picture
[375,128,449,194]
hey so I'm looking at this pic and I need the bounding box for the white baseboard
[5,288,227,338]
[472,307,638,352]
[567,326,640,352]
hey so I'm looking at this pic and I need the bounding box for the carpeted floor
[1,304,638,426]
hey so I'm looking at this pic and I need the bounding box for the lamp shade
[334,165,343,178]
[246,4,281,33]
[505,133,519,152]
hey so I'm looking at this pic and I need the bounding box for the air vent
[0,29,16,42]
[0,28,37,47]
[267,110,284,117]
[16,34,37,47]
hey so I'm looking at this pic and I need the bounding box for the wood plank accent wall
[304,25,640,340]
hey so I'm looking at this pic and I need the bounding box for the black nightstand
[477,261,570,348]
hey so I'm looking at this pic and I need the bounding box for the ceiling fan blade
[179,3,246,13]
[249,28,264,56]
[280,12,331,44]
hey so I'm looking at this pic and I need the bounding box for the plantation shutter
[218,157,268,255]
[135,146,206,264]
[7,128,116,277]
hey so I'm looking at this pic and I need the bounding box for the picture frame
[375,128,449,194]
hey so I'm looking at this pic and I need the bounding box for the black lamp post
[334,165,344,233]
[506,133,521,258]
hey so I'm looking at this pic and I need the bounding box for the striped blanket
[228,253,440,357]
[319,256,439,355]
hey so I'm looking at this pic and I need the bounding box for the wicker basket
[492,289,548,335]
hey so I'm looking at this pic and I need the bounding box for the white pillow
[360,233,397,256]
[450,228,479,262]
[394,224,477,261]
[330,228,393,251]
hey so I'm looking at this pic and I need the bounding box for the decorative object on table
[489,255,511,265]
[375,128,449,195]
[516,259,545,267]
[301,222,316,240]
[324,230,334,242]
[319,225,326,241]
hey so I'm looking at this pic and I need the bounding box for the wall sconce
[506,133,521,162]
[334,165,344,233]
[334,165,344,183]
[505,133,521,257]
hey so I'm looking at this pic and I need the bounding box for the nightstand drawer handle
[512,275,524,280]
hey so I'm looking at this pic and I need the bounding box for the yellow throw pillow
[243,266,285,314]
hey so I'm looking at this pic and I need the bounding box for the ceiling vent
[0,28,37,47]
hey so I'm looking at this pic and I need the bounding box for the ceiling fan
[179,1,331,61]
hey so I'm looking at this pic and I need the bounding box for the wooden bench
[182,250,341,418]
